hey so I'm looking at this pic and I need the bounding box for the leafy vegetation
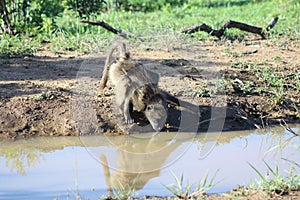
[0,0,299,57]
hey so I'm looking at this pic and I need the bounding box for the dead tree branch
[181,17,279,39]
[82,17,278,41]
[266,17,279,31]
[180,23,223,38]
[81,20,135,39]
[221,20,265,38]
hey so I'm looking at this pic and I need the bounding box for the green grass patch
[0,34,42,58]
[163,170,219,199]
[1,0,299,57]
[249,161,300,196]
[228,61,300,104]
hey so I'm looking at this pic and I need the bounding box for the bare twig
[181,17,279,39]
[242,49,258,55]
[81,19,134,39]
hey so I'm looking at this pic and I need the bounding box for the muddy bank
[0,40,299,139]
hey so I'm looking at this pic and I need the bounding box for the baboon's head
[144,96,167,132]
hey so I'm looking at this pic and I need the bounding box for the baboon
[99,42,167,131]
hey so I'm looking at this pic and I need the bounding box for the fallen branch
[82,17,278,41]
[180,23,223,38]
[181,17,279,39]
[81,20,135,39]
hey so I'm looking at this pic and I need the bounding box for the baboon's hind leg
[99,62,111,90]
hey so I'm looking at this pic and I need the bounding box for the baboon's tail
[99,41,129,90]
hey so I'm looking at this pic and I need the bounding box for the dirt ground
[0,38,300,139]
[138,189,300,200]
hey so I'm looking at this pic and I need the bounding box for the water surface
[0,125,299,199]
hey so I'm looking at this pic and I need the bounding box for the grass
[0,34,42,58]
[227,61,300,107]
[108,181,137,200]
[162,171,219,199]
[248,161,300,196]
[221,158,300,199]
[0,0,299,57]
[192,57,299,102]
[31,91,56,101]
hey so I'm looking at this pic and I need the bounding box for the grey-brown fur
[99,41,167,131]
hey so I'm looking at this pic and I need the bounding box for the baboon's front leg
[123,98,134,124]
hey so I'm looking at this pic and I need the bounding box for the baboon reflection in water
[99,134,186,195]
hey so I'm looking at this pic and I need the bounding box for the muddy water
[0,126,299,199]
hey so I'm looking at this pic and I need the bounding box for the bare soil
[137,189,300,200]
[207,188,300,200]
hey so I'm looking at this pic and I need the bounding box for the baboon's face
[144,101,167,132]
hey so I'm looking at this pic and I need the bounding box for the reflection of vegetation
[0,147,43,175]
[163,171,219,199]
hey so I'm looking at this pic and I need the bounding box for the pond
[0,125,299,199]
